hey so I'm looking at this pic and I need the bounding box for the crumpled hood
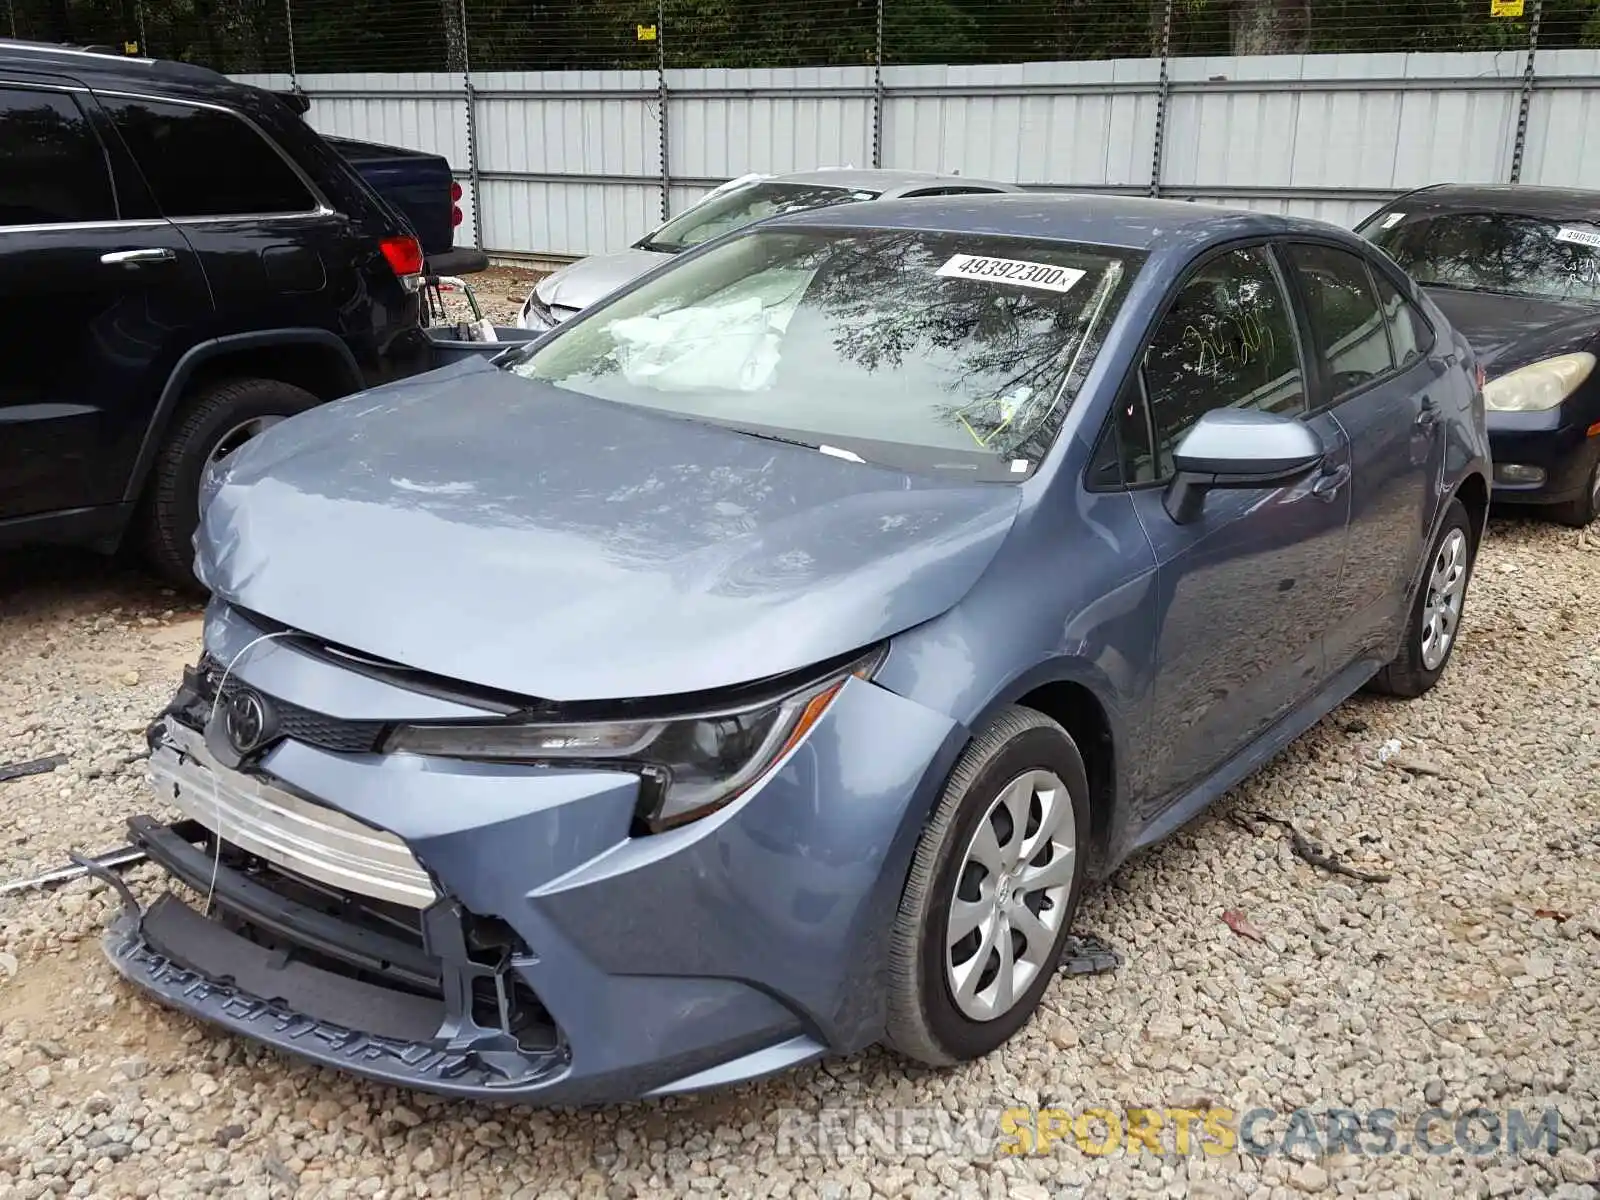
[1424,287,1600,375]
[537,248,672,314]
[197,359,1022,703]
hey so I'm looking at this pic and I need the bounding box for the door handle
[101,248,177,266]
[1415,396,1441,429]
[1311,463,1350,502]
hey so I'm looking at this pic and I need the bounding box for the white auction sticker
[1380,211,1406,229]
[1555,226,1600,248]
[936,254,1086,293]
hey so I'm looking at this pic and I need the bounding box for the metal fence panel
[236,45,1599,261]
[665,67,876,177]
[1520,49,1600,191]
[880,60,1162,187]
[479,179,659,259]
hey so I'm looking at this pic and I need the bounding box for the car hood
[1423,287,1600,375]
[196,359,1022,703]
[536,248,673,314]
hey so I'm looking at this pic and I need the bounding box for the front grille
[267,701,385,754]
[197,653,387,755]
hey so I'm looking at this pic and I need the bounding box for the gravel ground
[429,264,546,329]
[0,517,1596,1200]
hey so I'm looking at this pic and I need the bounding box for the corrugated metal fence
[235,49,1600,262]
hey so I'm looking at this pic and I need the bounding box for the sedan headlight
[384,647,884,830]
[518,292,555,331]
[1483,352,1596,412]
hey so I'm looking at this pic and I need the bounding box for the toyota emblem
[223,688,269,754]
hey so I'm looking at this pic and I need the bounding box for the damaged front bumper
[103,618,965,1104]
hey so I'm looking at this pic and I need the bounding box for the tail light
[379,234,424,290]
[452,206,463,227]
[451,181,462,202]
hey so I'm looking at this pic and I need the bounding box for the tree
[1229,0,1310,54]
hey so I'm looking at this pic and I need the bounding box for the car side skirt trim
[1119,656,1384,867]
[0,502,133,554]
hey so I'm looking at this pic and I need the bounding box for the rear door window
[0,87,117,226]
[1371,270,1433,367]
[1286,243,1394,397]
[101,96,317,218]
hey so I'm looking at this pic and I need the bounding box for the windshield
[636,181,875,254]
[1366,210,1600,304]
[511,227,1138,477]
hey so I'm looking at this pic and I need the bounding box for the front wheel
[1367,498,1476,699]
[883,706,1090,1066]
[1550,444,1600,528]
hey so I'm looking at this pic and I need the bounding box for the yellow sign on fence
[636,23,658,41]
[124,41,140,54]
[1490,0,1524,17]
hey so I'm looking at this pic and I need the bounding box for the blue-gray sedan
[108,195,1491,1104]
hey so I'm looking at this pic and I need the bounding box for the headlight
[1483,352,1596,412]
[518,293,554,331]
[384,646,885,830]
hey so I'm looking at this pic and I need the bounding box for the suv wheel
[142,377,320,588]
[1367,498,1476,699]
[883,705,1089,1066]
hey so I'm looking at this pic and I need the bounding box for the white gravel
[430,265,545,330]
[1,518,1596,1200]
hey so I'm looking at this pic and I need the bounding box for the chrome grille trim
[147,718,437,909]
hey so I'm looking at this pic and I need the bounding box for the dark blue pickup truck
[275,91,488,277]
[326,136,488,277]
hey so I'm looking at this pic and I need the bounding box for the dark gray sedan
[108,195,1490,1104]
[1359,184,1600,526]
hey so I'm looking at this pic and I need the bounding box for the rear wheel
[1368,498,1475,699]
[141,377,320,589]
[883,706,1089,1066]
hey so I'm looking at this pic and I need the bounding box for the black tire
[1549,445,1600,529]
[883,705,1090,1066]
[140,377,320,589]
[1368,498,1476,699]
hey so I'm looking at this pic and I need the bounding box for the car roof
[767,191,1351,254]
[1386,183,1600,223]
[769,168,1022,194]
[0,38,263,106]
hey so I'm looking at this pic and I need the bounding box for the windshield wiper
[715,423,822,451]
[635,239,681,254]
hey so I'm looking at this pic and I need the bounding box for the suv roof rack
[0,37,152,63]
[0,38,228,84]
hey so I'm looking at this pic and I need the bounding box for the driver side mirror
[1164,408,1326,524]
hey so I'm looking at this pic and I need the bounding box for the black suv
[0,41,432,585]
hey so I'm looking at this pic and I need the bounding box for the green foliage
[5,0,1595,75]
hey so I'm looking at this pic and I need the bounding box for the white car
[516,168,1022,330]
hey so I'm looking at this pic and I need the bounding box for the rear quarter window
[102,96,318,219]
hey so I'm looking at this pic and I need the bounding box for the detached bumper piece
[109,813,571,1094]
